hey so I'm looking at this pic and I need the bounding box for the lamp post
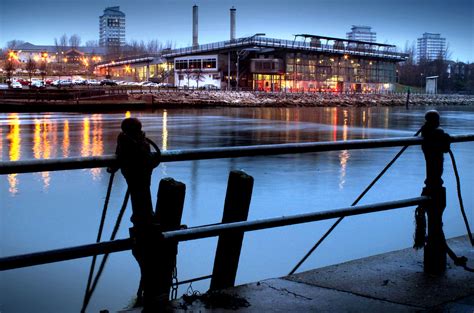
[420,73,424,92]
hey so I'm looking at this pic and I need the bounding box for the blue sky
[1,0,473,62]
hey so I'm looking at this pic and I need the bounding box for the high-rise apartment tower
[99,6,126,47]
[417,33,446,63]
[346,25,376,43]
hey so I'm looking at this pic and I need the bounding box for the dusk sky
[1,0,473,62]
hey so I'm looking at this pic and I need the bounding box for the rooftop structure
[99,6,126,47]
[8,42,106,64]
[417,33,446,63]
[346,26,376,43]
[162,34,407,92]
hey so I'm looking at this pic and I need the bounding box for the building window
[189,59,202,69]
[107,18,120,27]
[203,58,216,69]
[176,60,188,70]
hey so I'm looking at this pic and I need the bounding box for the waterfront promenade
[122,236,473,313]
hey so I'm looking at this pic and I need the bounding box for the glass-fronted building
[163,35,407,92]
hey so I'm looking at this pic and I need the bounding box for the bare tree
[38,61,48,81]
[146,40,161,53]
[5,40,25,50]
[25,58,37,82]
[85,40,99,47]
[182,68,193,88]
[193,68,205,88]
[4,59,16,86]
[60,34,68,48]
[69,34,81,48]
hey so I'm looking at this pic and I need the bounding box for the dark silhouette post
[210,170,254,290]
[116,117,186,311]
[421,110,451,275]
[405,88,410,110]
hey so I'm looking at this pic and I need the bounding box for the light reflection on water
[1,107,473,313]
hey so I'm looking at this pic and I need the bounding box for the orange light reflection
[7,114,21,194]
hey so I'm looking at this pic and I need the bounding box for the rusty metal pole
[421,110,451,275]
[210,170,254,290]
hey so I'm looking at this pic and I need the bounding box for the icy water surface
[1,107,473,313]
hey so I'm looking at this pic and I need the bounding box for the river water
[1,107,473,313]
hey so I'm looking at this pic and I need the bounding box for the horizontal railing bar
[0,196,428,271]
[0,238,132,271]
[1,134,473,175]
[162,196,429,241]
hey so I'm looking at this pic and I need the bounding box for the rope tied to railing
[412,110,473,273]
[81,117,162,313]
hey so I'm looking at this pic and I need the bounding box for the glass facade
[251,53,396,92]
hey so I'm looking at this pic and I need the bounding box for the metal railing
[162,36,407,61]
[0,196,428,271]
[1,134,473,296]
[2,135,473,175]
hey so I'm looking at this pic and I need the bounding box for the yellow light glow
[63,120,70,158]
[7,114,21,194]
[124,65,131,73]
[369,62,373,65]
[162,110,168,151]
[125,111,131,118]
[7,113,21,162]
[33,55,40,62]
[90,114,104,179]
[81,118,91,157]
[344,55,349,60]
[63,58,68,63]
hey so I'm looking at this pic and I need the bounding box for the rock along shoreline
[1,91,473,112]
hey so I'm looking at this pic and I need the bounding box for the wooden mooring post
[129,178,185,311]
[210,170,254,290]
[420,110,451,275]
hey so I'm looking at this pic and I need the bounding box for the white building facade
[174,55,221,88]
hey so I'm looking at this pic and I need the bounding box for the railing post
[420,110,451,275]
[210,170,254,290]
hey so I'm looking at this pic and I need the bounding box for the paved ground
[122,236,473,312]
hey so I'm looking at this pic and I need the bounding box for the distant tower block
[193,5,199,47]
[230,6,236,41]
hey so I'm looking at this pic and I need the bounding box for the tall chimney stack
[193,5,199,47]
[230,6,236,41]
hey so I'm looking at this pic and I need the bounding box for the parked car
[30,81,46,89]
[142,82,158,87]
[157,82,174,88]
[100,79,117,86]
[11,81,23,89]
[73,79,87,85]
[51,80,73,87]
[201,84,219,90]
[87,79,101,86]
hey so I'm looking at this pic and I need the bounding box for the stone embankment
[130,91,474,107]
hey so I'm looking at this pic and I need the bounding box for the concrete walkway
[122,236,473,312]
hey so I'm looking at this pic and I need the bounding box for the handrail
[0,196,429,271]
[1,134,474,175]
